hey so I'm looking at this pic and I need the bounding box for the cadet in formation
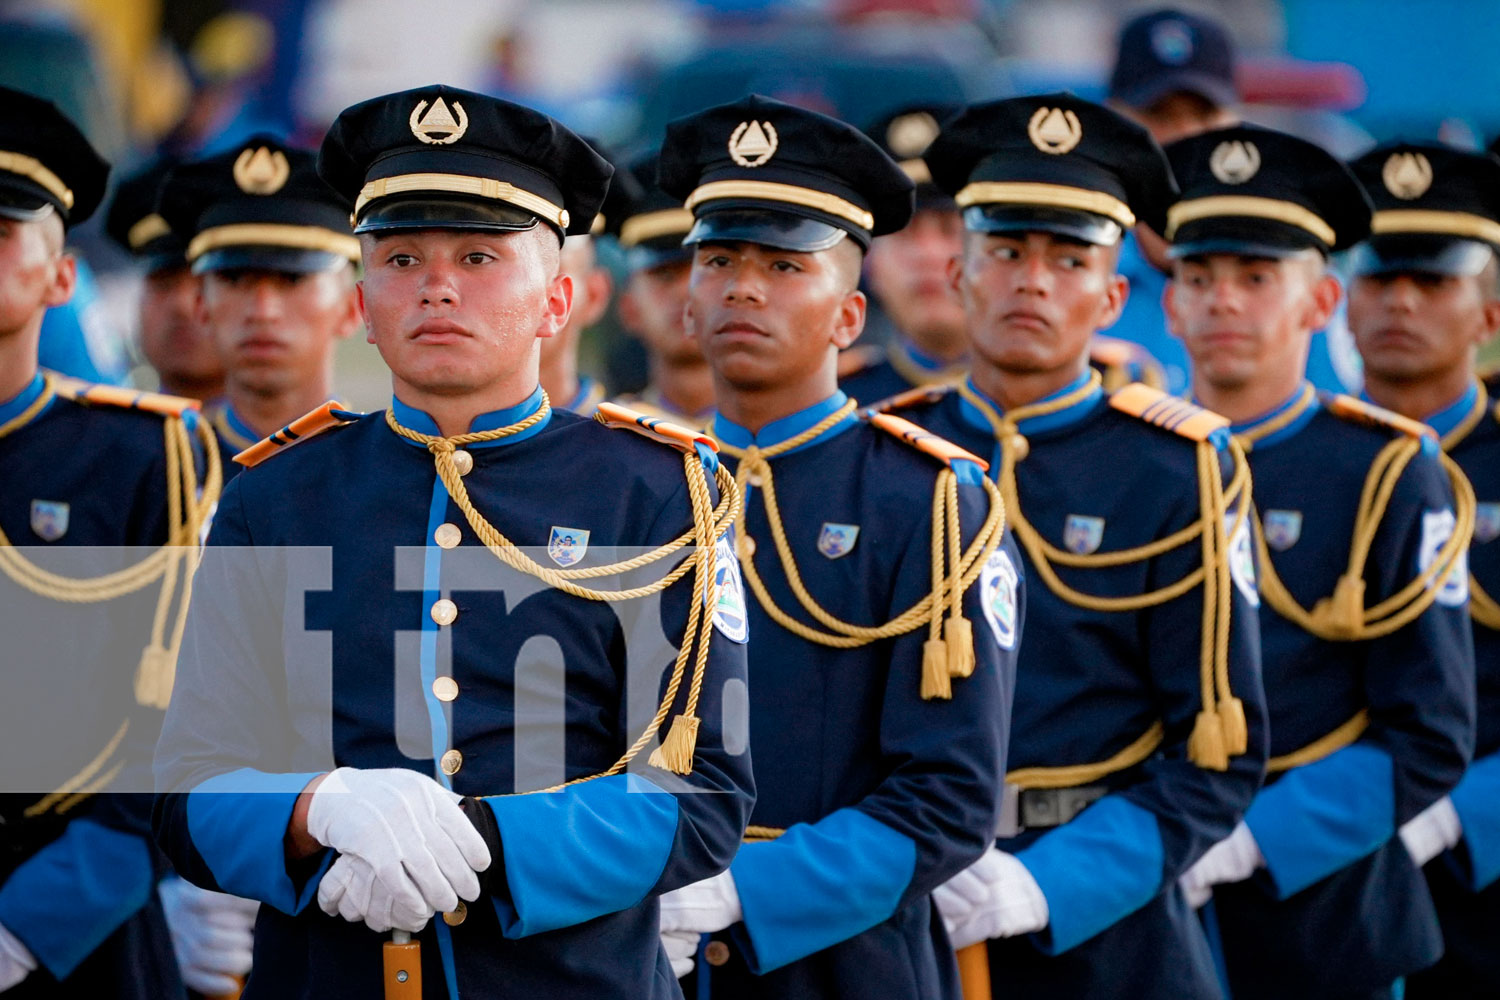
[606,150,716,425]
[1165,124,1475,999]
[1345,140,1500,997]
[152,85,755,999]
[889,93,1268,999]
[157,137,361,478]
[103,158,225,402]
[0,86,220,999]
[538,186,611,416]
[651,94,1020,1000]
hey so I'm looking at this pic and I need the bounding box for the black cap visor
[354,195,543,236]
[626,242,694,272]
[0,184,56,223]
[1351,235,1496,278]
[1168,217,1325,261]
[193,245,352,275]
[684,209,849,253]
[963,204,1123,246]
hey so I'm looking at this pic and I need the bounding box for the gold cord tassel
[922,638,953,700]
[941,470,976,678]
[944,617,975,679]
[1218,696,1248,757]
[134,646,174,709]
[1312,574,1366,639]
[648,714,701,774]
[1189,710,1229,771]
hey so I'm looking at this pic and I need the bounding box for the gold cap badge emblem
[729,121,778,168]
[1027,107,1082,155]
[232,147,290,195]
[1209,140,1261,185]
[1382,152,1433,200]
[886,112,940,159]
[410,98,469,145]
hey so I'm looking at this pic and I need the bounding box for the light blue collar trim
[1420,382,1480,440]
[0,373,47,426]
[894,337,960,373]
[712,391,858,457]
[222,405,258,445]
[1227,382,1319,448]
[390,386,551,449]
[957,372,1102,436]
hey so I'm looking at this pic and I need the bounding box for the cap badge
[1209,140,1261,184]
[1382,151,1433,200]
[729,121,778,167]
[886,112,940,159]
[410,97,469,145]
[1150,19,1195,65]
[232,146,290,195]
[1027,107,1082,155]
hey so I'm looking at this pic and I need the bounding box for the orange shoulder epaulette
[234,403,361,467]
[49,376,199,419]
[1109,383,1229,442]
[595,400,718,456]
[859,383,954,415]
[865,411,989,473]
[1323,394,1435,440]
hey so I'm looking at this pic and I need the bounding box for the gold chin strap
[1245,397,1476,642]
[957,370,1253,772]
[0,375,224,710]
[384,394,742,779]
[1436,380,1500,630]
[713,400,1008,702]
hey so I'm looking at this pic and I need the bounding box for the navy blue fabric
[1212,394,1474,998]
[153,404,754,999]
[898,382,1267,1000]
[0,380,187,998]
[838,338,960,408]
[685,411,1018,999]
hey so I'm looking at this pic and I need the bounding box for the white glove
[318,854,436,933]
[158,876,257,995]
[659,870,742,936]
[661,928,700,979]
[933,848,1049,948]
[1400,796,1462,868]
[1179,822,1264,908]
[0,921,36,992]
[306,767,490,919]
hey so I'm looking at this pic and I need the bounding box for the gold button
[452,450,474,476]
[434,523,461,549]
[736,535,756,560]
[443,900,467,926]
[440,749,463,775]
[431,599,457,626]
[432,676,459,702]
[704,940,731,966]
[747,473,764,488]
[1009,434,1030,462]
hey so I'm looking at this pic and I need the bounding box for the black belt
[997,783,1109,838]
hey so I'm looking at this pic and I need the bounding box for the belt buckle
[996,783,1022,838]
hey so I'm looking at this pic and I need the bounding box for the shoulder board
[836,344,884,379]
[859,383,953,415]
[595,401,718,455]
[1322,394,1434,440]
[1109,383,1229,442]
[234,403,361,467]
[49,375,199,419]
[865,411,989,473]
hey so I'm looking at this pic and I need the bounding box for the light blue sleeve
[1244,743,1395,898]
[1450,749,1500,890]
[483,772,680,938]
[186,768,332,914]
[0,819,154,979]
[1016,795,1165,954]
[728,808,916,973]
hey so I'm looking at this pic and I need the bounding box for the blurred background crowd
[5,0,1498,410]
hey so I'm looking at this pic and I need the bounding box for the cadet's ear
[538,270,574,340]
[357,281,374,344]
[1096,272,1129,331]
[41,251,76,309]
[1305,268,1343,332]
[831,288,866,350]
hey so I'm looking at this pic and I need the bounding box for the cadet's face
[140,266,222,390]
[621,259,699,364]
[0,215,74,339]
[865,209,966,355]
[1348,269,1500,382]
[685,240,864,391]
[1167,253,1334,391]
[957,231,1126,376]
[200,267,357,396]
[359,228,569,396]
